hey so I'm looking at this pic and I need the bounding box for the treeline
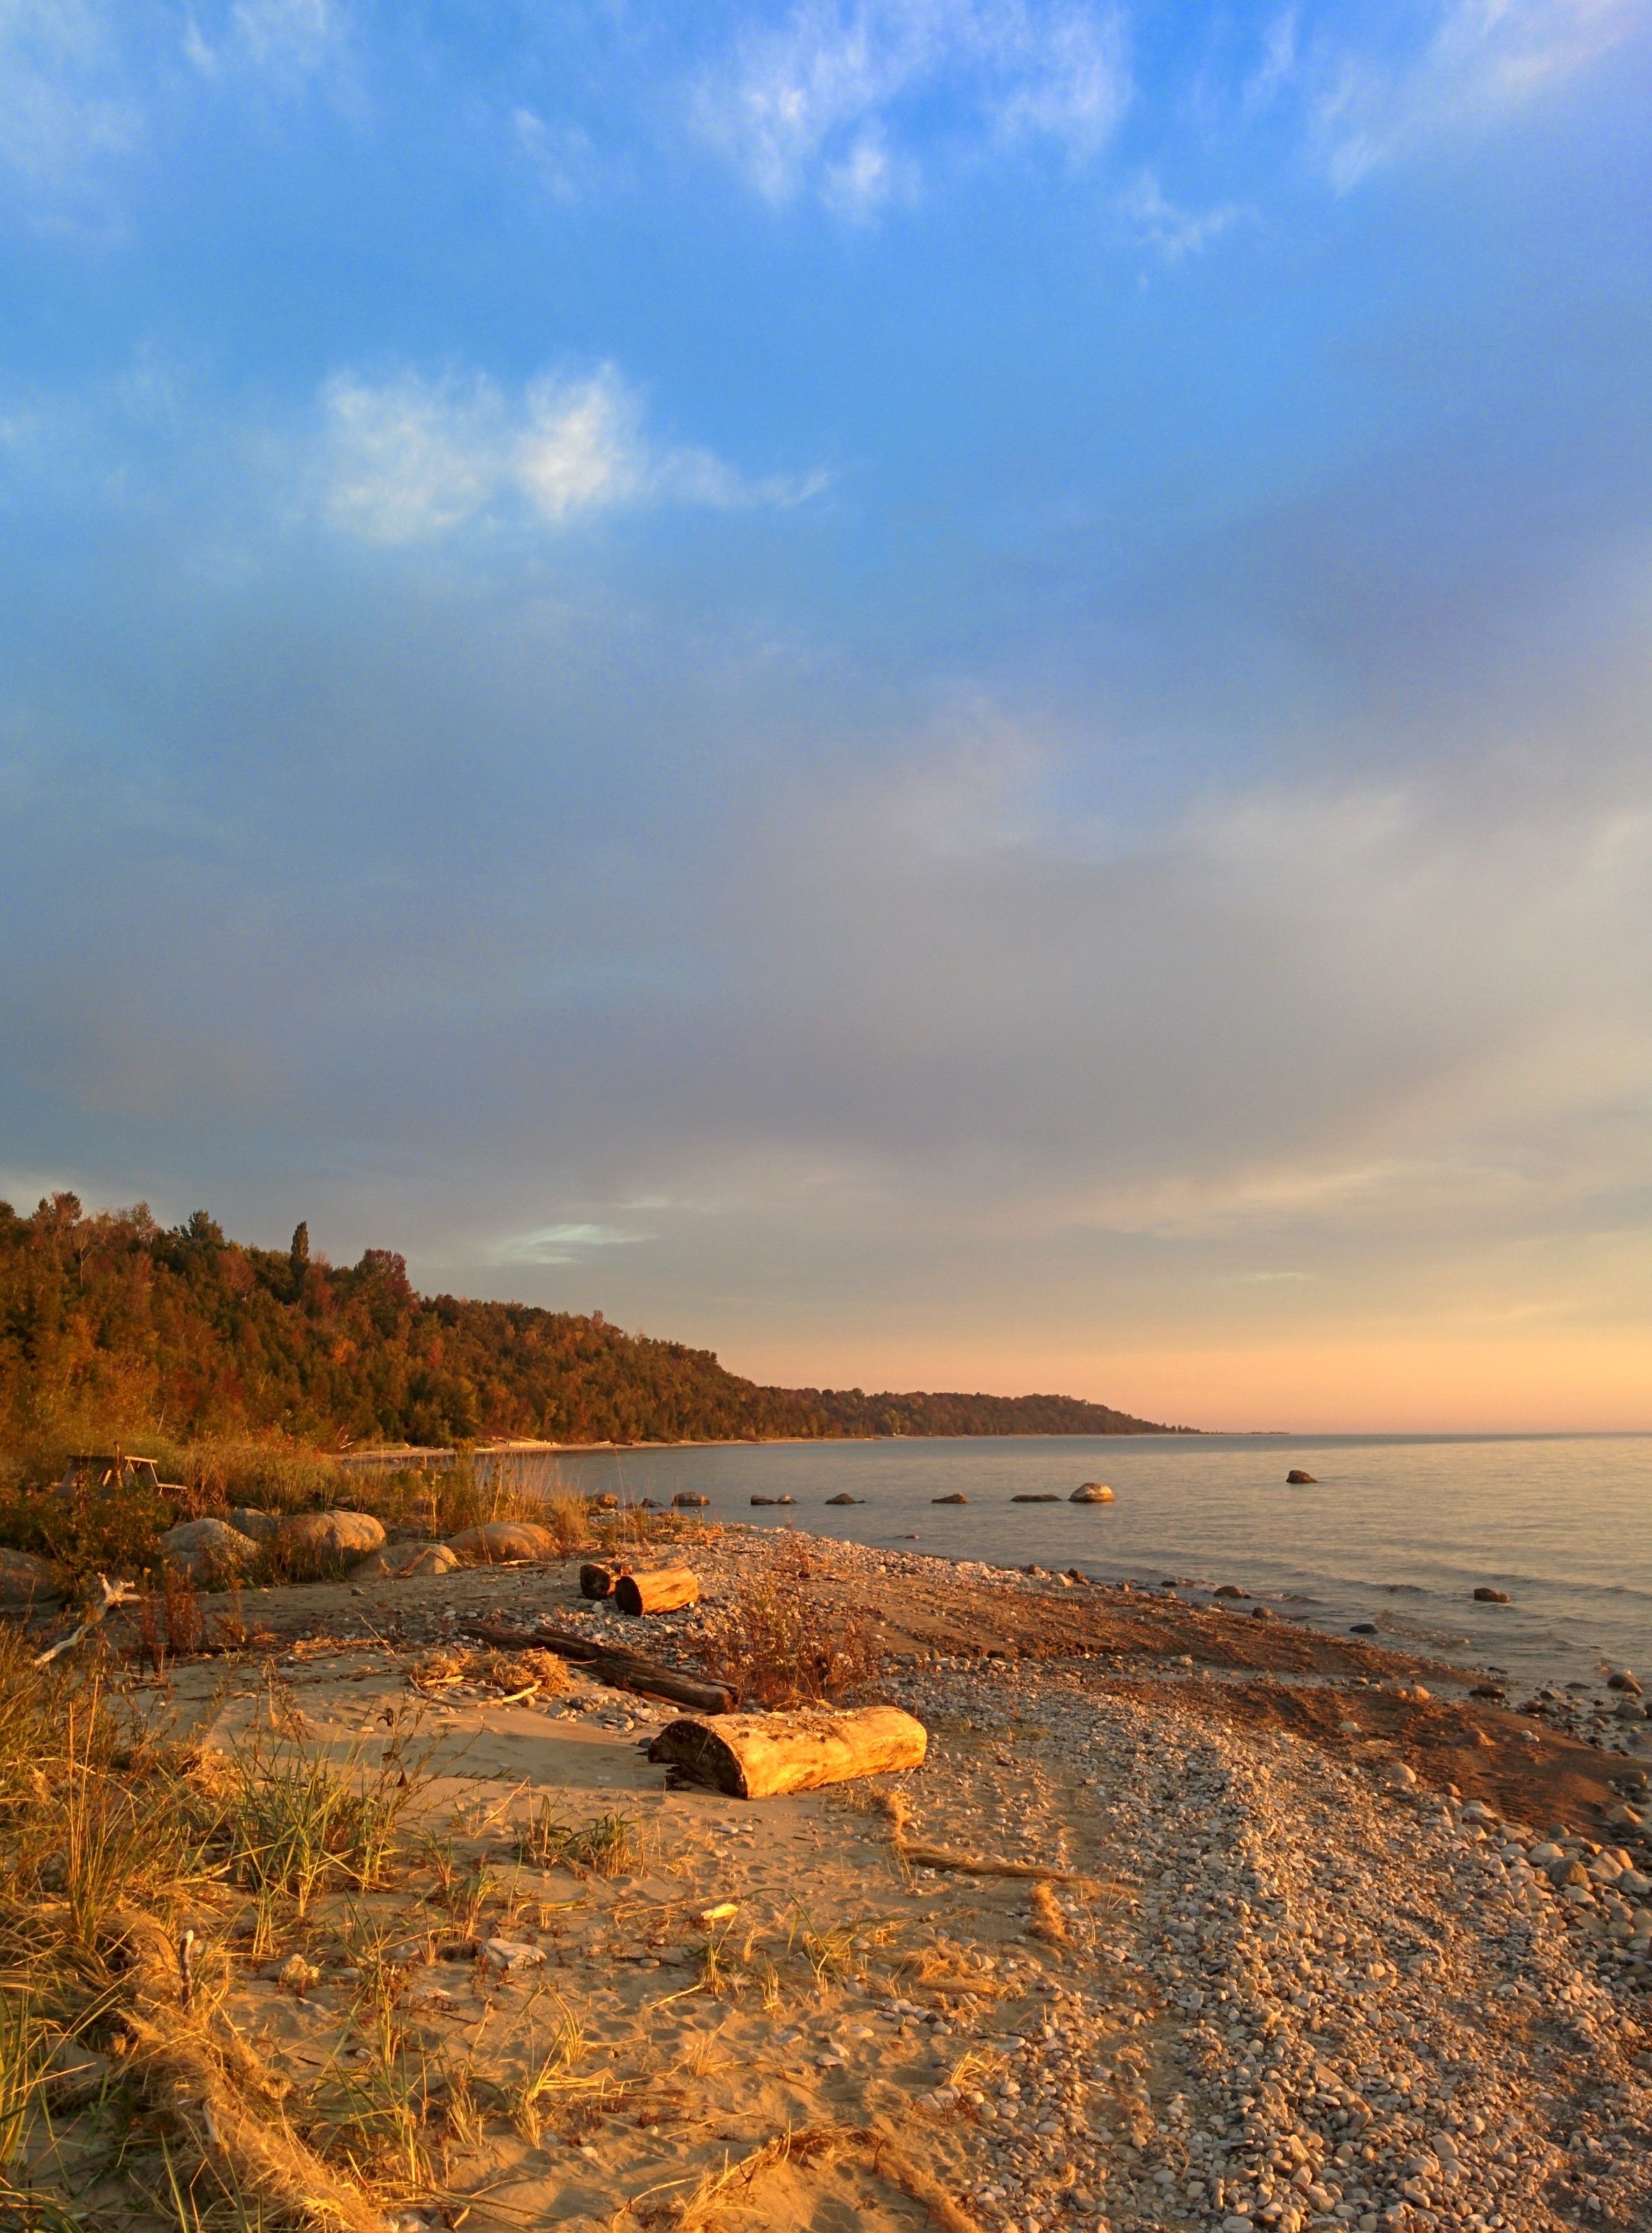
[0,1195,1182,1452]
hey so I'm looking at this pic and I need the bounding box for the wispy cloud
[490,1222,653,1266]
[1118,169,1250,259]
[184,0,345,80]
[693,0,1130,215]
[319,364,829,545]
[0,0,141,190]
[1313,0,1650,188]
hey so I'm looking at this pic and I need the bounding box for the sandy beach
[19,1523,1619,2233]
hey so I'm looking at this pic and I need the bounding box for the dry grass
[513,1800,641,1877]
[405,1645,571,1699]
[689,1551,880,1708]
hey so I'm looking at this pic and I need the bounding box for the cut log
[463,1619,734,1715]
[580,1561,622,1599]
[648,1705,927,1798]
[614,1569,699,1616]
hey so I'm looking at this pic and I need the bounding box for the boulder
[1472,1586,1511,1604]
[825,1493,862,1506]
[278,1510,386,1558]
[352,1542,460,1581]
[1011,1493,1059,1503]
[1070,1484,1115,1503]
[751,1496,780,1506]
[1250,1604,1274,1620]
[444,1521,558,1564]
[0,1548,63,1604]
[159,1517,260,1579]
[672,1492,711,1509]
[1286,1469,1317,1484]
[1212,1584,1245,1599]
[931,1493,968,1504]
[1350,1620,1378,1634]
[226,1507,282,1541]
[1609,1671,1644,1694]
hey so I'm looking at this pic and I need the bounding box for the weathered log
[463,1619,733,1714]
[614,1569,699,1616]
[580,1561,621,1599]
[648,1705,927,1798]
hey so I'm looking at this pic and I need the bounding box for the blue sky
[3,1,1651,1428]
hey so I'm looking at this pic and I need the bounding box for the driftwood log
[579,1561,621,1599]
[614,1568,699,1616]
[464,1619,733,1714]
[648,1705,927,1798]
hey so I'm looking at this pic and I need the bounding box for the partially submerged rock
[672,1491,710,1508]
[931,1492,968,1504]
[1011,1493,1059,1503]
[1070,1483,1114,1503]
[1473,1585,1512,1604]
[824,1493,862,1506]
[1286,1468,1317,1484]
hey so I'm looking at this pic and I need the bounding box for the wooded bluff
[0,1195,1181,1449]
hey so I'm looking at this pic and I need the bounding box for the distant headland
[0,1194,1192,1449]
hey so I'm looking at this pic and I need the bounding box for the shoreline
[13,1521,1651,2232]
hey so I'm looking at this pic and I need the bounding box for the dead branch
[33,1574,140,1668]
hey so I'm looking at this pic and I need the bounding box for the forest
[0,1195,1182,1452]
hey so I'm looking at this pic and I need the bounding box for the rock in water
[673,1491,711,1508]
[444,1520,558,1562]
[1213,1583,1245,1599]
[1070,1483,1115,1502]
[1286,1468,1317,1484]
[825,1493,862,1506]
[1012,1493,1060,1502]
[1473,1585,1511,1603]
[932,1492,968,1504]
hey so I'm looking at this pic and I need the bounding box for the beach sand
[115,1530,1652,2231]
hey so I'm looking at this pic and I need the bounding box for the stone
[1350,1622,1378,1634]
[1214,1585,1245,1599]
[825,1493,862,1506]
[481,1939,545,1971]
[225,1506,282,1541]
[1250,1604,1274,1620]
[352,1542,460,1581]
[444,1521,558,1563]
[0,1548,63,1603]
[158,1516,261,1579]
[751,1495,779,1505]
[279,1510,386,1558]
[1286,1470,1317,1484]
[1070,1484,1115,1503]
[1012,1494,1060,1503]
[933,1493,970,1504]
[672,1492,711,1508]
[1608,1671,1643,1694]
[1471,1587,1511,1603]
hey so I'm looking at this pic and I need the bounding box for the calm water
[504,1433,1651,1691]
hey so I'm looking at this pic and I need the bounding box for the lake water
[506,1432,1651,1691]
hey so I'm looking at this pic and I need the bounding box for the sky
[1,1,1650,1433]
